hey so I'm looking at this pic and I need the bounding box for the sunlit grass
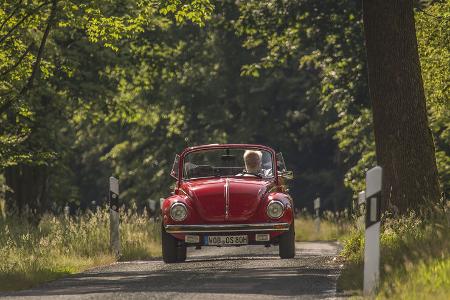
[338,206,450,299]
[295,210,351,242]
[378,257,450,300]
[120,210,161,260]
[0,208,161,291]
[0,255,115,291]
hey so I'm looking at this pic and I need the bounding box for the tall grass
[295,210,351,242]
[120,209,161,260]
[0,207,161,291]
[338,206,450,299]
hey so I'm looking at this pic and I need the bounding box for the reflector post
[363,166,382,296]
[109,176,120,257]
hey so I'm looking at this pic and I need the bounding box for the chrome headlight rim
[170,202,188,222]
[266,200,285,219]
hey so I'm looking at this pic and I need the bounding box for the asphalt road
[0,242,343,300]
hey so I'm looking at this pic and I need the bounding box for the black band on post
[109,177,120,212]
[365,192,381,228]
[109,190,119,212]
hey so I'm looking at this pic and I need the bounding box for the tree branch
[0,0,58,116]
[0,1,23,32]
[0,42,34,78]
[20,0,57,94]
[417,7,443,20]
[0,1,51,45]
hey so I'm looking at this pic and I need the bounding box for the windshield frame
[177,144,278,184]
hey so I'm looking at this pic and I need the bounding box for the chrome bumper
[164,222,290,234]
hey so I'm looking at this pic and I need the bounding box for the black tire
[177,245,187,262]
[162,224,179,263]
[279,223,295,259]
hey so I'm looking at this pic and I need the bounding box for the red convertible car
[161,144,295,263]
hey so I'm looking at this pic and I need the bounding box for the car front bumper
[164,222,290,234]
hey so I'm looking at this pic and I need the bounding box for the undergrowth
[0,208,161,291]
[338,205,450,299]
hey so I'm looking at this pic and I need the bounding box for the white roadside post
[363,166,382,296]
[314,197,320,234]
[159,197,165,214]
[109,176,120,257]
[148,199,157,221]
[148,199,156,212]
[63,205,70,217]
[358,191,366,230]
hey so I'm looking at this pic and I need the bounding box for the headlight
[170,202,188,221]
[267,200,284,219]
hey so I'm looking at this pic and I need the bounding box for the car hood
[181,178,272,222]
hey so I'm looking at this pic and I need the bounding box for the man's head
[243,150,262,173]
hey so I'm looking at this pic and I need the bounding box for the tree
[233,0,370,207]
[416,0,450,199]
[0,0,213,218]
[362,0,441,213]
[67,0,355,212]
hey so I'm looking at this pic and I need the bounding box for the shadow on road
[0,255,340,298]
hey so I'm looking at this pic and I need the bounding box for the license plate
[205,235,248,246]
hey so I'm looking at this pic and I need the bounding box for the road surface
[0,242,343,299]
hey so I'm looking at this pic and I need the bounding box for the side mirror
[278,170,293,180]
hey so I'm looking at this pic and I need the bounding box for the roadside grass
[0,208,161,291]
[295,210,351,242]
[378,257,450,300]
[120,211,161,260]
[338,206,450,299]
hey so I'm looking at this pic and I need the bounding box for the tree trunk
[362,0,441,213]
[5,164,49,220]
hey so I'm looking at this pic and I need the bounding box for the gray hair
[243,150,262,173]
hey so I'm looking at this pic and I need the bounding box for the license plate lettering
[206,235,248,245]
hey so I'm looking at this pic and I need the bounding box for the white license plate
[205,235,248,246]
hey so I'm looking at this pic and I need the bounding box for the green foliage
[416,1,450,196]
[233,0,373,199]
[0,0,215,215]
[0,1,52,167]
[160,0,213,26]
[340,228,364,263]
[0,0,447,217]
[0,0,211,166]
[232,0,449,201]
[56,0,355,211]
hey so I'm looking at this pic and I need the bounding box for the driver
[243,150,262,174]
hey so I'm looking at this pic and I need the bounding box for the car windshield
[183,148,274,180]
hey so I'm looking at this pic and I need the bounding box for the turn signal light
[255,234,270,241]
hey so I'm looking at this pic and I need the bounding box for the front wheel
[162,223,183,263]
[279,223,295,259]
[177,245,187,262]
